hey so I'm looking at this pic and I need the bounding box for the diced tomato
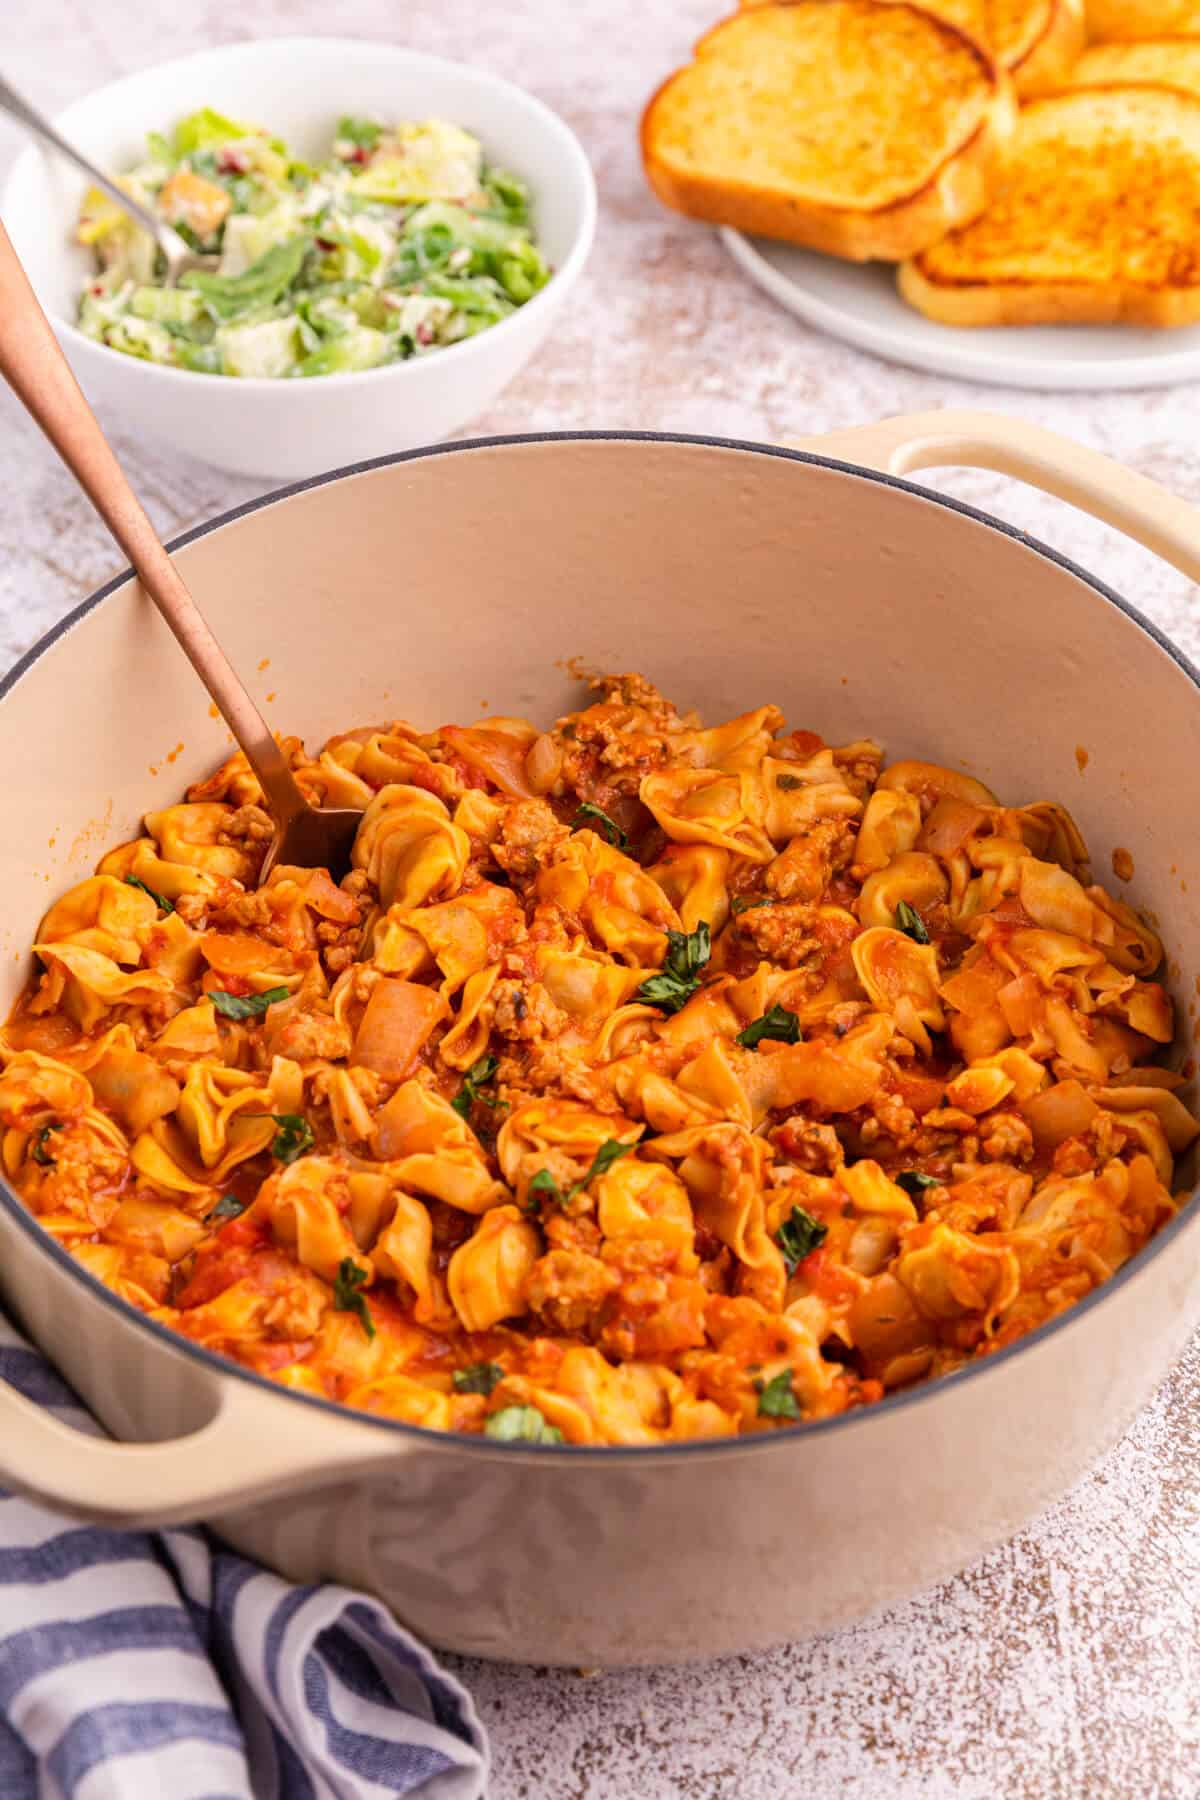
[220,1212,270,1251]
[441,752,489,793]
[402,762,446,796]
[786,729,826,758]
[201,970,251,997]
[801,1248,858,1306]
[175,1247,252,1309]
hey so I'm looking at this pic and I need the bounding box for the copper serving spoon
[0,220,361,879]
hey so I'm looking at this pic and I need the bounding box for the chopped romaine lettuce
[130,285,206,326]
[77,186,140,248]
[175,342,223,373]
[216,316,300,378]
[182,236,311,318]
[422,273,514,322]
[398,202,549,297]
[380,292,453,339]
[293,324,390,377]
[481,167,531,225]
[173,107,257,154]
[217,200,304,277]
[316,215,397,284]
[102,315,176,363]
[348,120,483,203]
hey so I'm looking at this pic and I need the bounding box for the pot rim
[4,428,1197,1462]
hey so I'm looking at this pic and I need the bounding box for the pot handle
[0,1355,405,1528]
[787,410,1200,583]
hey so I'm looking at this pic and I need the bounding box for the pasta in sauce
[3,673,1194,1446]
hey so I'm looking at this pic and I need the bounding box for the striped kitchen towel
[0,1315,489,1800]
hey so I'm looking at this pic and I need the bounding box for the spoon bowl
[261,803,362,883]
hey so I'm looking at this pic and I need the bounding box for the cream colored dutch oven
[0,413,1198,1668]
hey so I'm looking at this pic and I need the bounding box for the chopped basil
[894,901,931,945]
[525,1168,565,1211]
[209,986,290,1020]
[123,873,174,914]
[453,1361,504,1396]
[731,895,777,915]
[571,802,629,850]
[579,1137,640,1189]
[205,1193,246,1224]
[332,1257,375,1340]
[776,1204,828,1275]
[776,774,803,791]
[736,1004,802,1050]
[31,1122,63,1167]
[635,922,711,1014]
[450,1053,501,1120]
[896,1170,941,1196]
[525,1134,642,1213]
[484,1404,564,1444]
[755,1370,801,1421]
[250,1113,315,1164]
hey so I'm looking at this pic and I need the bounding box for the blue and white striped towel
[0,1314,489,1800]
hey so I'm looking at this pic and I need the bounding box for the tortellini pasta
[2,673,1192,1445]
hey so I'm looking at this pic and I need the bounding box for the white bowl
[1,38,596,480]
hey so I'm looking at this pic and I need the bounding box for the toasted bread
[642,1,1016,263]
[921,0,991,32]
[738,0,1084,94]
[1069,39,1200,91]
[738,0,991,44]
[990,0,1088,93]
[899,86,1200,327]
[1085,0,1200,39]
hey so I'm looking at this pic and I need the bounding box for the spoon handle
[0,76,184,261]
[0,219,309,827]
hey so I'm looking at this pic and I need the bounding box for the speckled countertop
[2,3,1199,1794]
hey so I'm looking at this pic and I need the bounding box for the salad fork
[0,74,218,285]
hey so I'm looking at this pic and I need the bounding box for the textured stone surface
[1,3,1199,1794]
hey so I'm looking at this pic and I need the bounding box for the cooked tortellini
[3,673,1192,1444]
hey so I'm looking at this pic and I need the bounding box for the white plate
[721,227,1200,392]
